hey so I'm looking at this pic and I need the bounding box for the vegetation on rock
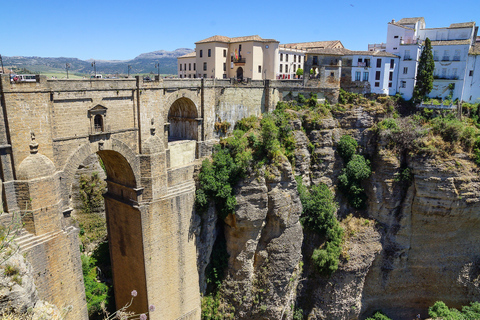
[297,178,343,275]
[81,254,109,317]
[337,135,372,210]
[376,105,480,164]
[428,301,480,320]
[366,311,392,320]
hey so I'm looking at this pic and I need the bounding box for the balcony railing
[400,38,419,45]
[433,56,439,61]
[442,56,450,61]
[434,75,459,80]
[452,56,461,61]
[233,58,246,64]
[403,57,412,61]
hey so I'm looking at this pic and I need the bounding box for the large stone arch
[167,97,199,141]
[60,139,148,314]
[60,138,141,210]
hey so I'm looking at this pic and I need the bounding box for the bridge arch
[167,97,199,141]
[61,140,148,314]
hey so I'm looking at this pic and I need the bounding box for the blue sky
[1,0,479,60]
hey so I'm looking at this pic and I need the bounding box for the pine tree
[412,37,435,103]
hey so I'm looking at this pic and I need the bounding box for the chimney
[392,19,395,24]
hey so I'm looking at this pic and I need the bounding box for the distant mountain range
[2,48,194,75]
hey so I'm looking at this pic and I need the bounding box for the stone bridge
[0,75,333,319]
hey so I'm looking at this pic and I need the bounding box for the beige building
[277,41,344,79]
[178,52,196,78]
[178,35,344,80]
[181,35,280,80]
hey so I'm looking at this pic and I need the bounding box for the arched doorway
[70,149,147,317]
[167,98,198,141]
[237,67,244,81]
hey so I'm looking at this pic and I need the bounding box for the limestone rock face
[298,221,382,320]
[0,249,38,313]
[223,160,303,319]
[200,105,480,320]
[361,155,480,319]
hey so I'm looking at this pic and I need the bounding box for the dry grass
[340,214,374,260]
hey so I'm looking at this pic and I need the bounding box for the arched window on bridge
[88,105,108,135]
[167,98,198,141]
[94,114,104,133]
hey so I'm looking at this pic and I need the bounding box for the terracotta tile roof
[397,17,425,25]
[178,52,196,59]
[430,40,471,46]
[195,35,278,44]
[305,48,348,55]
[195,35,231,44]
[281,40,344,50]
[306,48,398,58]
[449,22,475,29]
[346,50,399,58]
[230,35,277,43]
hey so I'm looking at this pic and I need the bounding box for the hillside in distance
[2,48,193,75]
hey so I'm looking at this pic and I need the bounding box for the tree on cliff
[412,37,435,103]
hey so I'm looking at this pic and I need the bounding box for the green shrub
[79,172,106,214]
[297,179,343,275]
[82,254,109,316]
[261,114,281,159]
[4,264,19,276]
[461,301,480,319]
[338,154,371,210]
[366,311,392,320]
[195,146,239,220]
[337,135,358,162]
[427,301,480,320]
[429,301,463,320]
[235,115,259,132]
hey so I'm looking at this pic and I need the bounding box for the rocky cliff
[198,102,480,320]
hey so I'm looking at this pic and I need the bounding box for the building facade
[304,48,399,96]
[374,17,479,102]
[177,36,344,81]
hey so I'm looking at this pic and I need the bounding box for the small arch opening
[94,115,104,133]
[237,67,244,81]
[167,97,198,142]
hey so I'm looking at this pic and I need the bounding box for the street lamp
[155,62,160,79]
[0,55,5,75]
[66,63,71,79]
[91,61,96,78]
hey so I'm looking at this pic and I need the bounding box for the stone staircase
[15,229,65,252]
[167,180,196,198]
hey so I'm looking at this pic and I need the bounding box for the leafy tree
[297,179,343,275]
[296,68,303,77]
[337,135,358,162]
[366,311,392,320]
[82,254,109,316]
[413,37,435,103]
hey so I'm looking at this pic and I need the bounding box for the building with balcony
[378,17,479,101]
[304,48,399,95]
[177,36,344,81]
[177,35,279,80]
[277,41,344,79]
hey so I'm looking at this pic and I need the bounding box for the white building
[304,48,399,96]
[345,51,399,95]
[381,17,479,101]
